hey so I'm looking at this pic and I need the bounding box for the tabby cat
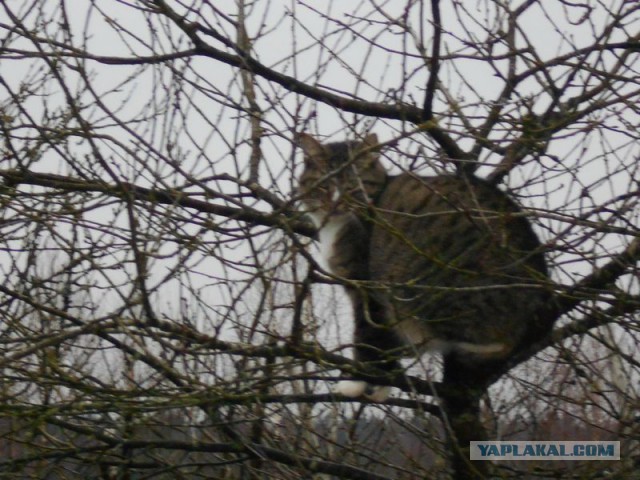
[295,132,551,401]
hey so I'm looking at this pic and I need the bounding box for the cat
[295,132,551,401]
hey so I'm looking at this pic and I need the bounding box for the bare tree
[0,1,638,479]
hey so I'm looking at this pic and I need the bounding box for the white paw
[364,385,391,402]
[332,380,367,398]
[332,381,391,402]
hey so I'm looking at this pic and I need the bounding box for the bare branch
[0,169,315,237]
[422,0,441,122]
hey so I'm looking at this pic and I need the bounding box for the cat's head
[295,133,387,219]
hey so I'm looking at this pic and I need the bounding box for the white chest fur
[307,212,350,273]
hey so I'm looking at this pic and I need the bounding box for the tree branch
[490,292,640,386]
[422,0,441,122]
[146,0,470,161]
[236,2,263,184]
[0,169,315,238]
[486,35,640,182]
[487,237,640,384]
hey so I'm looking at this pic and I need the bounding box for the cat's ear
[362,133,379,150]
[361,133,381,160]
[360,133,382,166]
[295,133,325,159]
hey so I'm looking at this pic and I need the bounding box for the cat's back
[368,173,550,350]
[371,172,547,278]
[376,173,529,228]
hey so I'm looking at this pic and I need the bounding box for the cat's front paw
[332,381,391,402]
[332,380,367,398]
[364,385,391,402]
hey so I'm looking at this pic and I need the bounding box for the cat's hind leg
[333,291,401,402]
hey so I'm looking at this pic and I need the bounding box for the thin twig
[422,0,441,121]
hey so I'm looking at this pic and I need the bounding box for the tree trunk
[441,355,499,479]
